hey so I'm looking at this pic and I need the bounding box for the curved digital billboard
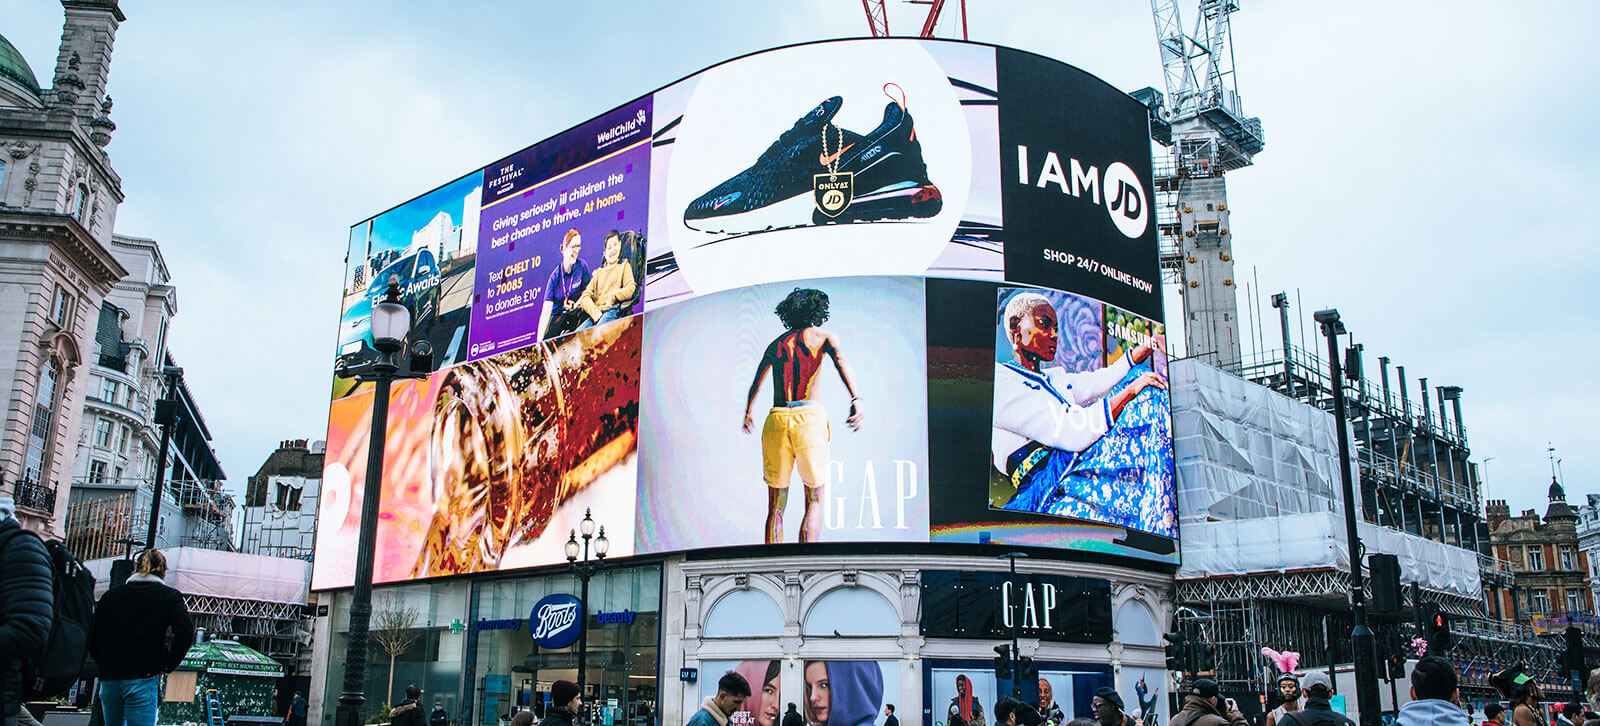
[314,38,1171,591]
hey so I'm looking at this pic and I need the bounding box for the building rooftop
[0,34,41,95]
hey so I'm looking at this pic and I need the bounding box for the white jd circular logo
[1102,162,1148,239]
[821,189,846,211]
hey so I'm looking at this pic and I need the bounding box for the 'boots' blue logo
[530,594,583,649]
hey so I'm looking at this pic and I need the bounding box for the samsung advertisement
[315,38,1174,591]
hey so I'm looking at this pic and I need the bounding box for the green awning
[177,640,285,678]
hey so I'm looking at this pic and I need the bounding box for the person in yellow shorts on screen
[743,288,863,544]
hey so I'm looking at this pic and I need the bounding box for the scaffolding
[1167,354,1570,705]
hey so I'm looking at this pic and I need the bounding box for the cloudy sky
[3,1,1592,519]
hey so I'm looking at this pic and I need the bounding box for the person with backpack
[90,549,194,726]
[287,692,309,726]
[1395,657,1469,726]
[0,494,53,726]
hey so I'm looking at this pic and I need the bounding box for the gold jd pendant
[814,172,853,218]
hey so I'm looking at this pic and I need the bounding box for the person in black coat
[783,704,803,726]
[540,680,580,726]
[390,685,428,726]
[90,549,194,726]
[0,495,54,726]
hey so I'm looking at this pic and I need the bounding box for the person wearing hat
[1507,676,1542,726]
[0,493,53,726]
[1264,674,1303,726]
[1090,688,1135,726]
[1284,671,1354,726]
[1170,679,1246,726]
[542,681,582,726]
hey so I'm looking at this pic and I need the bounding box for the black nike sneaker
[684,96,941,234]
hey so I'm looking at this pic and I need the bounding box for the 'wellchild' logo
[529,594,583,649]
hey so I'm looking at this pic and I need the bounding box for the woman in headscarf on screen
[733,660,783,726]
[948,675,985,726]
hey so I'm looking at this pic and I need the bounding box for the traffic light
[1165,629,1189,672]
[1193,641,1216,675]
[994,644,1012,679]
[1018,656,1036,680]
[1426,604,1452,653]
[1385,629,1408,680]
[1565,626,1585,675]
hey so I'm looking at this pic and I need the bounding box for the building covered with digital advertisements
[310,39,1183,726]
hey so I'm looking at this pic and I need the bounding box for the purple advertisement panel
[467,98,652,361]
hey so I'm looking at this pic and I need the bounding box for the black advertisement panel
[996,48,1161,320]
[920,570,1112,644]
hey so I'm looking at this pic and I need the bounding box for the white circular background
[665,40,971,297]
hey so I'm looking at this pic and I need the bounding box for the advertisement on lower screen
[637,276,929,552]
[312,317,641,590]
[928,668,1112,726]
[698,661,900,726]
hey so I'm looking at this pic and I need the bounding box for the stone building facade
[0,0,130,536]
[1487,480,1594,623]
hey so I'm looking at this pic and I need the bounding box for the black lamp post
[566,508,609,723]
[998,551,1027,701]
[144,365,183,549]
[1315,308,1381,726]
[336,279,433,726]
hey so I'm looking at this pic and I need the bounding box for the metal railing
[12,478,58,513]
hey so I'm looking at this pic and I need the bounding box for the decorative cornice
[0,211,129,286]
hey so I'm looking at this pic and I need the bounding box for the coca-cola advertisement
[313,316,641,589]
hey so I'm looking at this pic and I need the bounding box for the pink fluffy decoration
[1261,647,1301,675]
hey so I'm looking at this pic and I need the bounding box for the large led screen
[314,39,1171,591]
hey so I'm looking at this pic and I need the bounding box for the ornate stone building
[0,0,130,536]
[1487,480,1594,623]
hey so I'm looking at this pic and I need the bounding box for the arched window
[1115,599,1160,646]
[74,184,89,221]
[803,587,897,636]
[24,358,62,485]
[704,589,784,637]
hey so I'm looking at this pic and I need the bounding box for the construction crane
[1133,0,1264,367]
[860,0,968,39]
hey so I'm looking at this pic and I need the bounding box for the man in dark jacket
[90,549,193,726]
[390,685,427,726]
[883,706,898,726]
[0,495,54,726]
[1170,679,1247,726]
[783,704,803,726]
[541,680,580,726]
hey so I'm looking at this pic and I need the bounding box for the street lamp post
[336,279,433,726]
[566,508,609,723]
[1315,308,1381,726]
[144,365,184,548]
[998,551,1028,701]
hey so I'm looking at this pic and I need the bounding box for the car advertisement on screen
[335,173,482,399]
[467,97,651,361]
[637,276,929,552]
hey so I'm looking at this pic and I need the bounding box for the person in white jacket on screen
[991,292,1165,473]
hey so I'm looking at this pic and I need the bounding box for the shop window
[802,587,896,636]
[704,589,783,638]
[1114,599,1160,646]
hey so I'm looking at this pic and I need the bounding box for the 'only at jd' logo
[529,594,583,649]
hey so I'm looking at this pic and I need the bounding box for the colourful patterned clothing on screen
[1001,363,1176,538]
